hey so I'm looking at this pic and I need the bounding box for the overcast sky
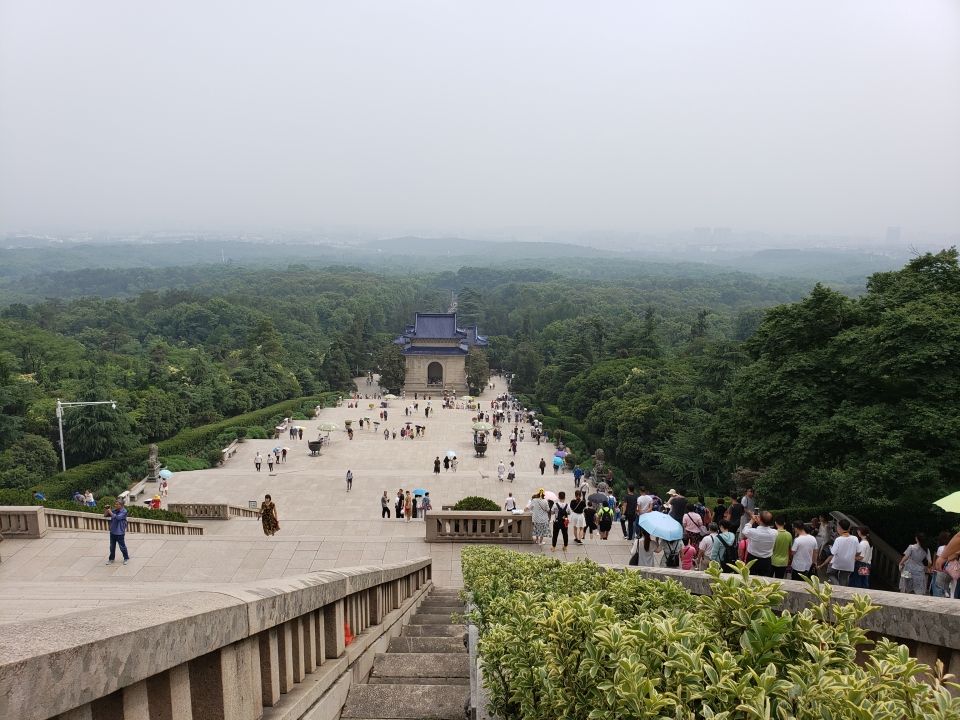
[1,1,958,237]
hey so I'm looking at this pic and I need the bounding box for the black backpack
[663,540,681,568]
[716,534,739,566]
[554,502,569,521]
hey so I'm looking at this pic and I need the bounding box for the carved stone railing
[0,558,433,720]
[0,506,203,537]
[625,566,960,684]
[425,511,533,543]
[168,503,261,520]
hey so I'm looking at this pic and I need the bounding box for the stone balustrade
[0,506,203,538]
[425,511,533,543]
[626,566,960,683]
[0,558,433,720]
[168,503,261,520]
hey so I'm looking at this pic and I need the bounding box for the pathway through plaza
[0,376,631,623]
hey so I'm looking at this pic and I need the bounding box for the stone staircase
[342,587,470,719]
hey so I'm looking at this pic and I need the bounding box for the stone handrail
[624,566,960,682]
[0,558,433,720]
[0,506,203,538]
[425,511,533,543]
[168,503,261,520]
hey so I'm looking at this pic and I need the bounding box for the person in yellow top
[771,517,793,579]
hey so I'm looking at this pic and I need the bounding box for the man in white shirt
[790,521,818,578]
[698,524,717,570]
[739,488,756,532]
[503,493,517,512]
[741,510,778,577]
[820,518,859,586]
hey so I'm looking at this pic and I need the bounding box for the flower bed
[462,547,960,719]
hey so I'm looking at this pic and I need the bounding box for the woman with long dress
[259,494,280,536]
[404,491,413,523]
[899,533,931,594]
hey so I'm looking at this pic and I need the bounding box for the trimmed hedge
[452,496,501,512]
[35,393,340,500]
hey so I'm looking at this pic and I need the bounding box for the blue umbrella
[552,456,563,466]
[158,468,173,479]
[636,512,683,542]
[412,488,428,496]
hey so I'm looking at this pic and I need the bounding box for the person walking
[771,517,792,579]
[254,452,262,472]
[504,493,517,512]
[433,457,441,475]
[898,532,931,595]
[267,455,274,473]
[632,528,659,567]
[403,491,413,523]
[421,493,432,515]
[443,455,451,471]
[507,461,516,483]
[451,456,458,472]
[569,490,586,544]
[497,460,506,482]
[538,458,546,476]
[790,522,818,579]
[103,500,130,565]
[381,491,391,518]
[395,489,404,519]
[527,491,551,547]
[346,469,353,492]
[850,526,873,589]
[742,510,777,577]
[622,485,638,540]
[821,518,859,586]
[550,491,570,552]
[259,494,280,537]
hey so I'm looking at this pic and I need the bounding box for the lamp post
[56,398,117,472]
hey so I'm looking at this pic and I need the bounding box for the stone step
[418,601,465,610]
[388,636,466,654]
[401,624,466,637]
[417,606,464,617]
[409,613,459,625]
[369,652,469,685]
[341,684,469,719]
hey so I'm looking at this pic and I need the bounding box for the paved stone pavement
[0,376,632,624]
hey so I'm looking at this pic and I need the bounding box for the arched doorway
[427,361,443,386]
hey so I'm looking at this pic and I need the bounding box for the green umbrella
[934,491,960,513]
[317,422,339,432]
[473,422,493,431]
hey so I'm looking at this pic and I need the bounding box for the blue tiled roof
[402,346,468,355]
[414,313,459,338]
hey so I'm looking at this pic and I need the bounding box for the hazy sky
[1,1,958,237]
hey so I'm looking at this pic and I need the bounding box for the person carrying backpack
[551,491,570,551]
[710,519,739,572]
[596,503,614,540]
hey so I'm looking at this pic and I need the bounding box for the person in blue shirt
[573,465,583,487]
[104,500,130,565]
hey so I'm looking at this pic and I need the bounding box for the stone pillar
[291,618,306,683]
[276,620,295,693]
[146,665,193,720]
[303,613,318,673]
[324,599,345,659]
[314,609,326,665]
[369,586,383,626]
[121,681,149,720]
[258,628,281,707]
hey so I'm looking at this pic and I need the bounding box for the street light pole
[56,398,118,472]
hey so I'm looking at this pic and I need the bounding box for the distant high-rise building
[886,226,901,244]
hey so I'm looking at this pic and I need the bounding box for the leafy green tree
[321,342,353,390]
[510,342,542,393]
[457,287,483,326]
[63,398,139,465]
[465,347,490,394]
[375,343,406,392]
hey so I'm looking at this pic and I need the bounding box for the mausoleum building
[394,312,487,393]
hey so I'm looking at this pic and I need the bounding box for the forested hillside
[3,249,957,543]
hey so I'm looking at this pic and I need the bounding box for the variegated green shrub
[462,547,960,720]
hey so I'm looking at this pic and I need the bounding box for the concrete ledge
[620,565,960,652]
[0,558,431,720]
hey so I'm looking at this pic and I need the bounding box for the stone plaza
[0,376,631,624]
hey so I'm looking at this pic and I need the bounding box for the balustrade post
[314,609,326,665]
[258,628,281,707]
[276,620,295,693]
[146,664,193,720]
[291,617,306,683]
[121,680,149,720]
[303,613,318,673]
[324,599,345,659]
[369,586,383,626]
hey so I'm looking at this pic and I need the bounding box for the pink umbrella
[543,490,559,502]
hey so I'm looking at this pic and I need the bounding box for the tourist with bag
[849,526,873,589]
[629,528,658,567]
[899,532,931,595]
[710,520,738,572]
[551,491,570,552]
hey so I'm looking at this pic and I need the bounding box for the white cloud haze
[1,0,958,236]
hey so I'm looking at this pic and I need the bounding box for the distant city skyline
[1,1,958,237]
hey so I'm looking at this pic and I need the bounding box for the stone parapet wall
[168,503,261,520]
[425,511,533,543]
[0,506,203,537]
[0,558,433,720]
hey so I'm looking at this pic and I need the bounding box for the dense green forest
[2,246,957,544]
